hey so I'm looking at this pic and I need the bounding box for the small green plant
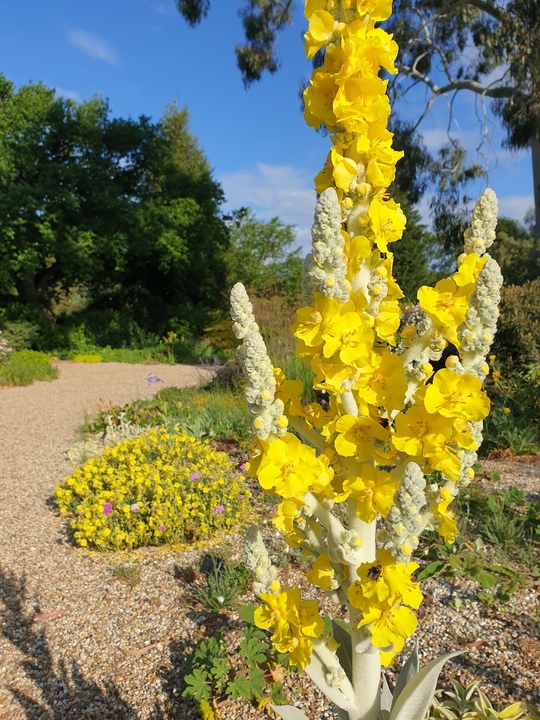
[483,405,539,455]
[113,564,141,588]
[0,350,59,386]
[55,428,252,549]
[182,623,287,715]
[481,495,527,551]
[190,559,252,613]
[429,679,540,719]
[417,539,521,605]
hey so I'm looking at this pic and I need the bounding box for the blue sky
[0,0,534,252]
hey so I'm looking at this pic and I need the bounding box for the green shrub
[0,350,58,387]
[493,280,540,372]
[55,427,252,550]
[84,386,253,446]
[0,320,40,351]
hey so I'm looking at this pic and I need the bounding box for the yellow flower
[417,278,469,345]
[256,433,333,500]
[357,600,418,662]
[306,554,336,591]
[304,9,335,60]
[349,549,422,612]
[355,350,407,413]
[424,369,490,422]
[334,413,390,462]
[293,293,343,357]
[320,310,375,365]
[255,588,324,669]
[356,0,393,21]
[433,497,458,544]
[368,196,406,250]
[392,404,453,458]
[303,70,338,129]
[342,464,398,522]
[453,252,487,287]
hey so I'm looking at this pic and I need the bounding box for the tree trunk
[532,138,540,238]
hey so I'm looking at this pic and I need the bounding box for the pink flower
[190,472,200,480]
[130,503,140,512]
[214,505,225,515]
[102,502,113,516]
[158,524,166,532]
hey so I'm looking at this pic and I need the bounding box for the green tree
[224,207,302,296]
[490,217,540,285]
[87,104,230,336]
[0,75,145,321]
[0,76,230,341]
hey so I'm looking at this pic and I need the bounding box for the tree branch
[441,0,506,24]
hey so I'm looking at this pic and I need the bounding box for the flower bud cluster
[378,463,426,562]
[463,188,498,256]
[302,188,351,303]
[457,258,503,379]
[230,282,288,439]
[244,525,280,595]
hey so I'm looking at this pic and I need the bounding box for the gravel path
[0,362,538,719]
[0,362,214,720]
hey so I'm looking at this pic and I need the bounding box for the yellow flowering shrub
[55,427,252,550]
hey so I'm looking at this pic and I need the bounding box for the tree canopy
[224,207,302,296]
[0,76,229,341]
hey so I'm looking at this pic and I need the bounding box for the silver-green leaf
[388,650,464,720]
[391,641,419,708]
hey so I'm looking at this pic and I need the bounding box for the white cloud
[67,29,119,65]
[151,2,175,15]
[218,163,316,252]
[55,87,82,103]
[497,193,534,223]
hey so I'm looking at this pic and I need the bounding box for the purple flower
[158,524,166,532]
[102,502,113,516]
[214,505,225,515]
[190,472,200,480]
[147,372,164,386]
[130,503,140,512]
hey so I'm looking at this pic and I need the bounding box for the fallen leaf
[464,639,489,649]
[123,639,171,657]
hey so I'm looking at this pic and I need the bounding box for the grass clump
[55,427,252,550]
[0,350,58,387]
[190,558,252,613]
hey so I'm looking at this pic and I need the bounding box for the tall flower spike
[230,282,288,439]
[463,188,498,256]
[302,187,351,303]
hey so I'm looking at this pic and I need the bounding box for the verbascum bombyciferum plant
[230,2,508,720]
